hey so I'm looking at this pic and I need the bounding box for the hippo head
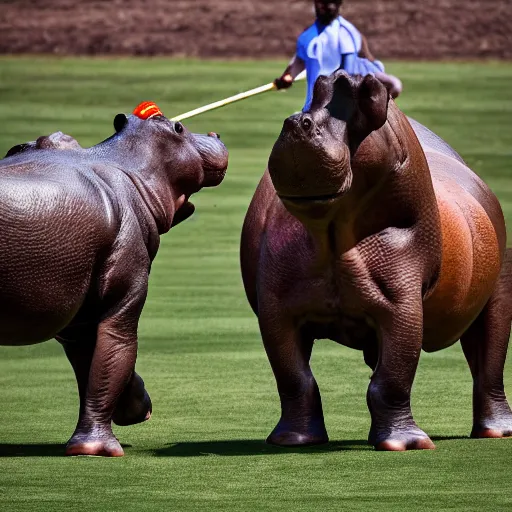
[268,71,389,223]
[114,103,228,191]
[109,102,229,232]
[5,131,81,157]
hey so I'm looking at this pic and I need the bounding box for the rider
[274,0,402,110]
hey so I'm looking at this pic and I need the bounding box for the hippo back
[407,117,466,164]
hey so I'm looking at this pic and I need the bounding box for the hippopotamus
[0,102,228,456]
[5,130,82,157]
[240,71,512,451]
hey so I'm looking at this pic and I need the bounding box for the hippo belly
[422,153,503,351]
[0,173,116,345]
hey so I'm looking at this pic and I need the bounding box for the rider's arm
[274,54,306,89]
[358,34,376,61]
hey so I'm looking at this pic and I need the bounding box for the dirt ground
[0,0,511,59]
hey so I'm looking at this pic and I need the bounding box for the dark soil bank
[1,0,511,59]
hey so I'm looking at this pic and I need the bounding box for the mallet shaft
[172,71,307,122]
[173,83,276,122]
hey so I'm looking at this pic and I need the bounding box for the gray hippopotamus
[5,130,82,157]
[241,71,512,451]
[0,102,228,456]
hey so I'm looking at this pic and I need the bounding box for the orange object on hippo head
[133,101,164,120]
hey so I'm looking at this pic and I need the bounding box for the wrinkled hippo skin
[1,113,228,456]
[241,71,512,451]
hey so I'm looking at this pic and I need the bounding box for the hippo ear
[309,75,334,112]
[357,74,389,133]
[339,74,390,151]
[36,135,54,149]
[114,113,128,133]
[325,71,357,121]
[4,141,36,158]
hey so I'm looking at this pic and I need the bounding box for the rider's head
[314,0,342,25]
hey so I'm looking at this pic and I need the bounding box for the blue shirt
[296,16,384,110]
[297,21,327,111]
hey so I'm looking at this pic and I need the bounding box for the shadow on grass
[431,435,469,441]
[154,439,372,457]
[0,437,474,458]
[0,443,66,457]
[0,443,132,457]
[155,435,479,457]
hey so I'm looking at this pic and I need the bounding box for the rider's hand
[274,74,294,90]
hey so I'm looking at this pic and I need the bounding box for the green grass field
[0,58,511,511]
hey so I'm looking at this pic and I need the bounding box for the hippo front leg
[61,339,152,428]
[64,319,137,456]
[368,297,435,451]
[260,308,328,446]
[65,283,147,457]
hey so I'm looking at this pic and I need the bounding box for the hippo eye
[302,117,312,130]
[174,122,184,134]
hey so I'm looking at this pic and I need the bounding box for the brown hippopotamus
[241,71,512,451]
[0,102,228,456]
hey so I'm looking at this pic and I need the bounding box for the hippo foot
[66,430,124,457]
[112,373,152,427]
[471,401,512,439]
[266,420,328,447]
[113,407,152,427]
[112,391,152,426]
[472,428,512,439]
[471,418,512,438]
[370,426,435,451]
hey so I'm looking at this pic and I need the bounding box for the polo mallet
[172,71,307,122]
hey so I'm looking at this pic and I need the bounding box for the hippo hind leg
[460,249,512,438]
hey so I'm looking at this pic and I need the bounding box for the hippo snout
[194,133,229,187]
[282,113,315,139]
[269,113,351,203]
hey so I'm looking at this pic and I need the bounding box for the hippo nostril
[302,117,313,131]
[283,116,299,130]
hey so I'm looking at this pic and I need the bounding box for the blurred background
[1,0,510,59]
